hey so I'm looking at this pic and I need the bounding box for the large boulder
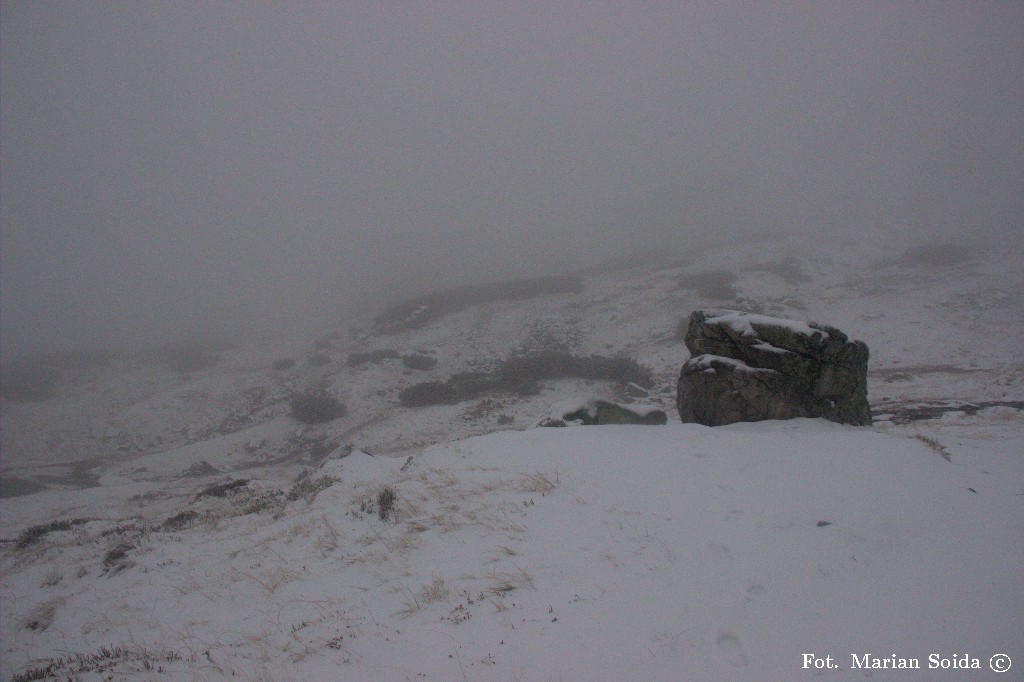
[677,309,871,426]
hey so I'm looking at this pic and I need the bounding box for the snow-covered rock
[539,397,667,426]
[678,309,871,426]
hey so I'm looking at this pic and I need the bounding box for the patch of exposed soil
[872,399,1024,424]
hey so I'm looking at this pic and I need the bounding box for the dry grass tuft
[314,516,341,557]
[287,474,338,502]
[195,479,248,500]
[160,510,199,532]
[377,486,397,521]
[24,598,64,632]
[913,434,952,462]
[103,542,135,574]
[10,644,182,680]
[15,518,91,550]
[515,472,557,494]
[486,562,535,595]
[420,575,450,603]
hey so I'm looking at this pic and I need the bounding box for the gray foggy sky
[2,2,1021,360]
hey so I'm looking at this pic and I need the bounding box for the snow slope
[3,419,1022,680]
[2,236,1023,680]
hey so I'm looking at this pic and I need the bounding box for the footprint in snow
[742,583,766,612]
[706,541,732,559]
[716,631,749,667]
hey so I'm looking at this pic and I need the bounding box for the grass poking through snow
[913,433,953,462]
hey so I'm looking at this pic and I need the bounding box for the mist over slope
[4,4,1022,676]
[2,236,1022,504]
[1,235,1022,679]
[4,3,1022,365]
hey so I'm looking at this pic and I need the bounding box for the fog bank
[2,2,1021,362]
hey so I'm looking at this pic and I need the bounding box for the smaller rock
[180,460,222,478]
[540,398,667,427]
[537,417,568,427]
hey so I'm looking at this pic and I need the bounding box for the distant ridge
[373,273,584,334]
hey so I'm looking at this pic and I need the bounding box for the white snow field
[2,238,1022,680]
[2,419,1022,680]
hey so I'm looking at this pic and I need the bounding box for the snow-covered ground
[2,419,1022,680]
[2,237,1022,680]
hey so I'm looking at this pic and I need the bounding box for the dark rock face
[677,309,871,426]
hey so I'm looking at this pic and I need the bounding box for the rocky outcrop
[677,309,871,426]
[539,399,667,427]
